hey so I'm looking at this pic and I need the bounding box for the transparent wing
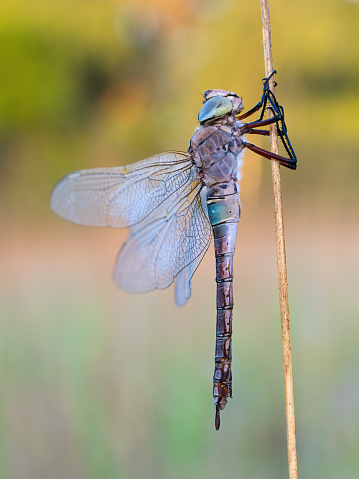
[175,187,210,306]
[175,249,208,307]
[114,178,212,303]
[50,152,193,228]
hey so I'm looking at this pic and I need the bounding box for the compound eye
[198,96,232,125]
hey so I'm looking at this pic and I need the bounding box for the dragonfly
[51,72,297,430]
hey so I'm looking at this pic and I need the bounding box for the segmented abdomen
[207,188,240,430]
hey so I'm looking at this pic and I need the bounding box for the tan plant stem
[259,1,298,478]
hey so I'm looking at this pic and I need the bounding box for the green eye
[198,96,232,124]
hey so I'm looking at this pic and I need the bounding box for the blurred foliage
[1,1,359,478]
[0,0,358,222]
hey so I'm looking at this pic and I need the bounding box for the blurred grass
[1,0,359,478]
[1,213,359,479]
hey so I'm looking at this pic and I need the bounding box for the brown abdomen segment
[207,192,240,430]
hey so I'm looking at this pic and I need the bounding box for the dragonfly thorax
[190,124,244,188]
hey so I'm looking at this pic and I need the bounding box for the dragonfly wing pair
[50,152,212,305]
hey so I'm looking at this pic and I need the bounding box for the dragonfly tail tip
[215,406,220,430]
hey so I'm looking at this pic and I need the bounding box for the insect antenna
[199,90,206,102]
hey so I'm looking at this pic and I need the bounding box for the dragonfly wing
[50,152,192,228]
[175,249,207,307]
[175,188,210,306]
[114,179,212,301]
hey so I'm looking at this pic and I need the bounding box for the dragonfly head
[198,89,244,125]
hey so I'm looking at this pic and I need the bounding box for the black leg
[237,72,297,167]
[237,71,277,121]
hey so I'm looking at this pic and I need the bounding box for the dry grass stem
[259,1,299,478]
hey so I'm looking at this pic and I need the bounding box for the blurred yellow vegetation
[0,0,358,220]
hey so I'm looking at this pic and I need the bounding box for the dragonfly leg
[236,72,297,165]
[243,128,270,136]
[243,141,297,170]
[241,115,281,132]
[241,113,297,168]
[236,97,266,121]
[241,115,297,166]
[237,70,277,121]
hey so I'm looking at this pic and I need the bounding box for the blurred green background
[1,0,358,478]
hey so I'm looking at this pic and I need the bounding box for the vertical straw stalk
[259,1,298,478]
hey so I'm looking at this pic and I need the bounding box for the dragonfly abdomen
[207,189,240,430]
[191,122,242,429]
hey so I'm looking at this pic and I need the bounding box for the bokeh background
[1,0,358,478]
